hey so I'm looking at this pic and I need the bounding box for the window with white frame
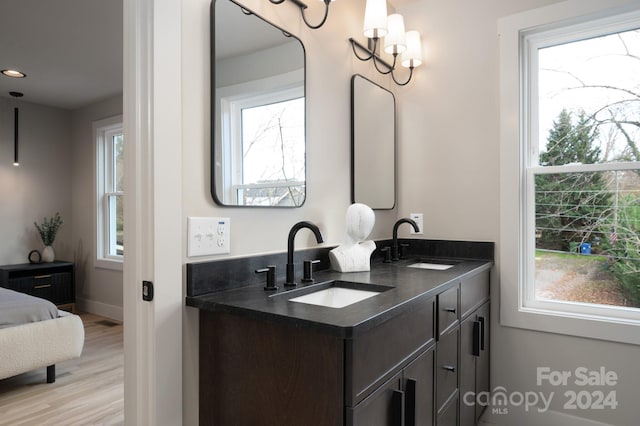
[499,1,640,344]
[95,116,124,268]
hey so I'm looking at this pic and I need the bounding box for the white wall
[396,1,639,425]
[180,0,639,425]
[181,0,403,424]
[70,94,124,320]
[0,99,72,265]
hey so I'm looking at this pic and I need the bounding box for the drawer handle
[472,321,481,357]
[442,365,456,372]
[392,389,405,426]
[34,284,52,289]
[405,378,417,426]
[479,316,486,351]
[444,307,456,313]
[34,274,52,279]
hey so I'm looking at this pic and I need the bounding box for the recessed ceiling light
[1,69,27,78]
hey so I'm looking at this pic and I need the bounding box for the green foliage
[536,110,611,250]
[34,212,63,246]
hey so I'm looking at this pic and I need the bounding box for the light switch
[188,217,230,257]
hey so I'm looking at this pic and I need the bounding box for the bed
[0,287,84,383]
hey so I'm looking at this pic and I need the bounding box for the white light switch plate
[409,213,423,234]
[187,217,230,257]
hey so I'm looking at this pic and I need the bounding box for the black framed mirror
[351,74,396,209]
[211,0,306,207]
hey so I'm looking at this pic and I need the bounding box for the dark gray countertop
[186,257,492,339]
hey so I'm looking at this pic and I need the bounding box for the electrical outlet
[187,217,230,257]
[409,213,423,234]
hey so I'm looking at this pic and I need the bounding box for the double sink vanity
[186,239,493,425]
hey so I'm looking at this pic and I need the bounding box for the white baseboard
[77,297,123,322]
[480,407,613,426]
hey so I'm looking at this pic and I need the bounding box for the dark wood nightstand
[0,261,76,312]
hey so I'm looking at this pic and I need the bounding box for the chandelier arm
[391,66,414,86]
[300,0,331,29]
[372,54,394,75]
[350,38,377,62]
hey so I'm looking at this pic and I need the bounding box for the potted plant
[34,212,63,262]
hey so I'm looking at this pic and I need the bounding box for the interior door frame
[123,0,183,424]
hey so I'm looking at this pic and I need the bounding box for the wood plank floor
[0,313,124,425]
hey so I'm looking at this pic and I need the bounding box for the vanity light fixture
[10,91,23,166]
[349,0,422,86]
[268,0,336,30]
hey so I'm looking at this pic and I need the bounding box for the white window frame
[94,115,124,270]
[499,0,640,345]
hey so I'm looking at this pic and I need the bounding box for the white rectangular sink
[289,287,381,309]
[407,262,455,271]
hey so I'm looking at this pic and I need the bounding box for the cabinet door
[459,301,490,426]
[349,372,404,426]
[403,346,434,426]
[459,314,476,426]
[436,396,458,426]
[436,327,458,411]
[474,302,490,423]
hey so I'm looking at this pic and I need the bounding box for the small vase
[42,246,55,263]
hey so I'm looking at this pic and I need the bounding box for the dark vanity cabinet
[459,271,490,426]
[197,267,490,426]
[435,270,490,426]
[346,300,435,426]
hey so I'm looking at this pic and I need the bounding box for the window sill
[95,257,123,271]
[500,299,640,346]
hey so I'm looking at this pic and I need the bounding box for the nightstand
[0,261,75,312]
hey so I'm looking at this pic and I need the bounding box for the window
[499,1,640,344]
[95,116,124,269]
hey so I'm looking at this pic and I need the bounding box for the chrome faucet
[391,218,420,261]
[285,221,324,286]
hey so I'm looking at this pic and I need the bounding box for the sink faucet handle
[381,247,392,263]
[256,265,278,291]
[301,259,321,283]
[399,243,410,259]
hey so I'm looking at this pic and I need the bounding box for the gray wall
[0,99,72,265]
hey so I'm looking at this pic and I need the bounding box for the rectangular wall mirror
[211,0,306,207]
[351,74,396,209]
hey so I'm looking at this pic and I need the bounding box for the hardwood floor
[0,313,124,425]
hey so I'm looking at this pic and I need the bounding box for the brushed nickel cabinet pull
[34,274,52,279]
[34,284,52,289]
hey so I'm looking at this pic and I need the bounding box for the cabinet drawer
[436,328,458,410]
[437,285,459,337]
[11,272,72,304]
[460,270,489,319]
[346,298,434,406]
